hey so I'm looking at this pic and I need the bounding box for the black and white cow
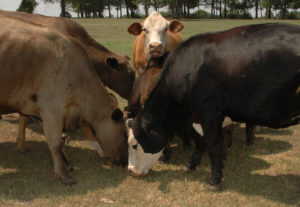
[128,23,300,191]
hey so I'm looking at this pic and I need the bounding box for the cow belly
[192,117,233,136]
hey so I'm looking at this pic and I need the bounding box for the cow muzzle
[128,165,147,176]
[149,42,163,57]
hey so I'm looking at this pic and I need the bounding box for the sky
[0,0,61,16]
[0,0,154,17]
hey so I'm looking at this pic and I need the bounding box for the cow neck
[81,77,116,132]
[82,38,119,88]
[145,52,169,70]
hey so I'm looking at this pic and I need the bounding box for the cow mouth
[149,50,162,58]
[128,166,147,176]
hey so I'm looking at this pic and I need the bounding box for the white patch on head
[127,121,163,175]
[193,117,234,136]
[89,141,107,158]
[143,11,169,60]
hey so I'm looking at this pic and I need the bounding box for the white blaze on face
[143,11,169,60]
[127,123,163,175]
[192,117,234,136]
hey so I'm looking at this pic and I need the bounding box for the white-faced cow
[127,11,183,75]
[128,23,300,191]
[0,10,135,154]
[0,17,128,184]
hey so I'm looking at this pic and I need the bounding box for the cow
[0,10,135,153]
[127,23,300,191]
[127,11,183,75]
[0,17,128,184]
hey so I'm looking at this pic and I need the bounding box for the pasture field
[0,18,300,207]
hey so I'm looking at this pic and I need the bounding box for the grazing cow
[0,17,128,184]
[0,10,135,153]
[127,23,300,191]
[0,10,135,100]
[127,11,183,75]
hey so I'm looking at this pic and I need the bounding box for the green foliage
[190,9,211,18]
[40,0,300,19]
[17,0,37,13]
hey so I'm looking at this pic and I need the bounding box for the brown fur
[0,9,135,99]
[0,10,134,152]
[128,15,183,75]
[0,17,128,184]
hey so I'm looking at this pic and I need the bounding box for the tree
[17,0,37,13]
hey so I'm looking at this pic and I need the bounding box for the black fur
[133,23,300,188]
[111,108,123,122]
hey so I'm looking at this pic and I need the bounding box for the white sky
[0,0,61,16]
[0,0,158,17]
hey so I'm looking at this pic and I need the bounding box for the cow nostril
[150,43,162,50]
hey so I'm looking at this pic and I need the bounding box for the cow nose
[150,42,162,50]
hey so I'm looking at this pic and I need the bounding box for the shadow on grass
[136,126,298,205]
[0,141,128,202]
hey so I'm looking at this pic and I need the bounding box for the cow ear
[169,20,184,33]
[111,108,124,122]
[128,23,143,36]
[106,57,119,69]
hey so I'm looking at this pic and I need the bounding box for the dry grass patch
[1,19,300,207]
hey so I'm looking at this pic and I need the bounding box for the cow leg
[16,114,30,152]
[222,124,234,159]
[160,139,171,163]
[246,124,256,146]
[186,125,206,170]
[42,112,75,185]
[201,115,224,192]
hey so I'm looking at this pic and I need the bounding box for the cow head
[127,118,164,176]
[95,108,129,166]
[128,11,183,60]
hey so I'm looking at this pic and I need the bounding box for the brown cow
[127,11,183,75]
[0,10,135,153]
[0,17,128,184]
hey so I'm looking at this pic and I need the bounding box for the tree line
[18,0,300,19]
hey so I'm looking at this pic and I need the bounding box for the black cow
[127,23,300,191]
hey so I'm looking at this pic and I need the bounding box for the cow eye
[143,28,149,33]
[132,144,138,150]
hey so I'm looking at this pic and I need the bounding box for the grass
[1,18,300,207]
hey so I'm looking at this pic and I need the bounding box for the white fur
[127,123,163,175]
[192,117,234,136]
[143,11,169,60]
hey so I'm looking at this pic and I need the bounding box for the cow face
[128,11,183,60]
[106,55,135,100]
[127,118,163,176]
[96,108,128,166]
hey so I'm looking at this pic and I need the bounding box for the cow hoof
[61,177,76,186]
[183,165,194,172]
[65,165,74,172]
[17,145,30,153]
[185,162,197,170]
[159,156,170,163]
[246,141,254,146]
[207,183,221,192]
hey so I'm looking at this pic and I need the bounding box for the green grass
[1,19,300,207]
